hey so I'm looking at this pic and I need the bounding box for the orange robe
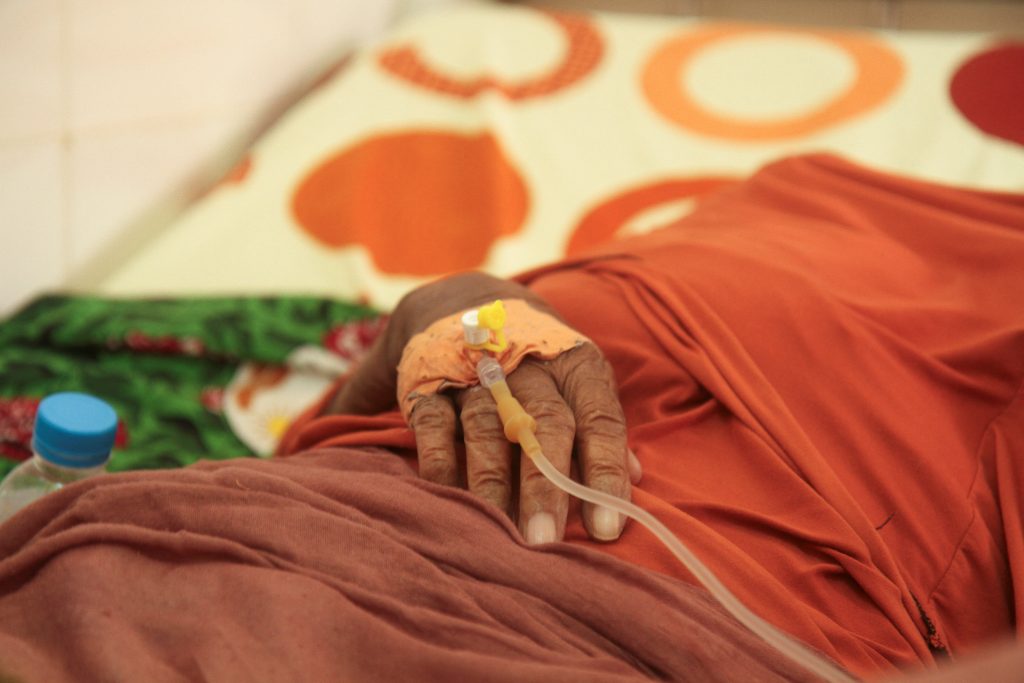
[279,155,1024,678]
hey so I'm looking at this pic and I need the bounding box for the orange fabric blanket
[0,448,817,682]
[279,155,1024,678]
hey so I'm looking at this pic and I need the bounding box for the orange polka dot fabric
[377,12,603,100]
[641,24,904,141]
[95,5,1024,307]
[291,131,529,276]
[950,41,1024,147]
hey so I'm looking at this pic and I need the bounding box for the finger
[553,344,631,542]
[507,362,575,545]
[628,448,643,484]
[409,394,460,488]
[457,385,514,516]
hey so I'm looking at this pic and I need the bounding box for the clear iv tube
[475,356,856,683]
[530,451,856,683]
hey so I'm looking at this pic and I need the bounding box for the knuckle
[524,397,574,429]
[520,468,556,499]
[576,342,605,363]
[579,369,619,399]
[557,345,621,396]
[460,405,507,446]
[465,426,507,451]
[418,447,453,482]
[562,342,607,372]
[470,467,511,505]
[411,399,453,432]
[586,458,630,490]
[575,400,627,435]
[470,461,509,486]
[461,384,490,399]
[459,399,499,429]
[418,443,451,466]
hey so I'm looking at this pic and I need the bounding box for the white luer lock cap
[461,310,490,346]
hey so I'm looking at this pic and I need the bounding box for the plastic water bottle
[0,392,117,525]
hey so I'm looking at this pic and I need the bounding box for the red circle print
[378,12,603,101]
[950,42,1024,147]
[291,131,529,276]
[567,178,737,257]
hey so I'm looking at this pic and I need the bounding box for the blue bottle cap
[32,392,118,468]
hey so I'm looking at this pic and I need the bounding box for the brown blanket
[0,448,818,682]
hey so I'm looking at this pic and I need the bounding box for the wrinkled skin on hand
[324,272,641,544]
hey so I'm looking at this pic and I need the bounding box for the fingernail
[593,506,622,541]
[526,513,556,545]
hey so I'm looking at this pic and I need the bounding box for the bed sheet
[6,154,1017,680]
[88,3,1024,310]
[0,296,381,477]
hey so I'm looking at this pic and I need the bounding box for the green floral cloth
[0,295,379,478]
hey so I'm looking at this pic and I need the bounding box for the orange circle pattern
[291,131,529,277]
[566,177,737,257]
[642,24,904,141]
[378,12,603,101]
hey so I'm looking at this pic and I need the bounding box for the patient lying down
[1,155,1022,681]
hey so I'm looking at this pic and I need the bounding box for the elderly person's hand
[325,272,641,545]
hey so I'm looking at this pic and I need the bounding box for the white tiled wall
[0,0,457,316]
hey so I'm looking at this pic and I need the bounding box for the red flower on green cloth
[200,387,225,414]
[0,397,39,461]
[322,316,388,361]
[119,331,206,356]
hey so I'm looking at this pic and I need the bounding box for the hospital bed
[0,3,1021,679]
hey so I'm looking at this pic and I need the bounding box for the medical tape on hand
[396,299,588,423]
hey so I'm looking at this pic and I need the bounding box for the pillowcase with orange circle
[93,4,1022,320]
